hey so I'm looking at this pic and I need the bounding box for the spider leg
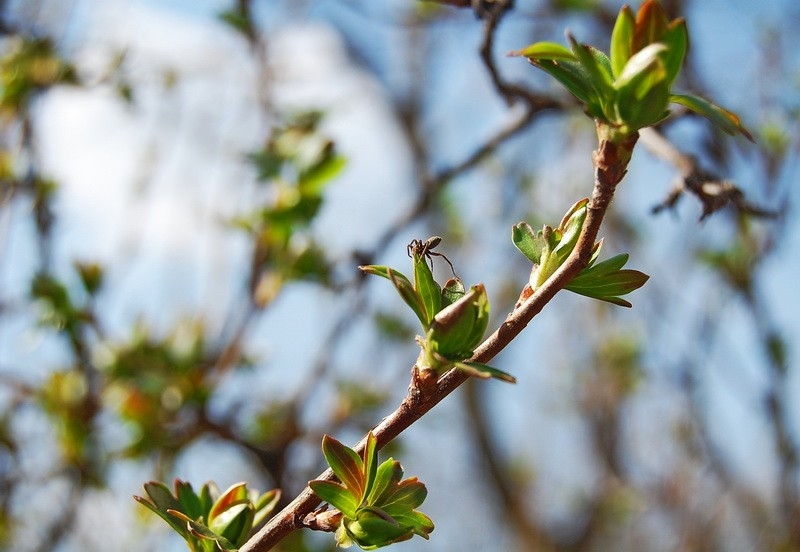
[430,251,458,278]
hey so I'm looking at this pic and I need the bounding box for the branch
[640,127,776,220]
[239,135,633,552]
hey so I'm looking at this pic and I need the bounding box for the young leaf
[568,35,614,104]
[661,18,688,86]
[440,278,465,307]
[610,4,635,77]
[174,480,204,521]
[321,435,366,500]
[361,265,429,329]
[614,43,668,95]
[566,254,650,307]
[134,483,186,536]
[209,502,254,546]
[168,511,239,551]
[632,0,669,53]
[367,460,404,506]
[361,432,379,503]
[669,93,754,141]
[388,270,429,329]
[389,509,435,539]
[529,58,597,106]
[412,255,441,328]
[378,477,428,513]
[252,489,281,527]
[347,508,414,548]
[509,41,575,60]
[512,222,545,264]
[309,480,360,518]
[454,362,517,383]
[208,482,248,522]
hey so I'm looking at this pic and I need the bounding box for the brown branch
[239,134,634,552]
[640,127,776,220]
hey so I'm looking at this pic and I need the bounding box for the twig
[239,135,633,552]
[640,127,776,220]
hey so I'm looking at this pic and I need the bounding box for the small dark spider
[407,236,458,278]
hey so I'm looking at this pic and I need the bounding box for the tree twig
[640,127,776,220]
[239,134,634,552]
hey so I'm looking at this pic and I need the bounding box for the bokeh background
[1,0,799,550]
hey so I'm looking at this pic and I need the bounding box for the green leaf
[218,8,251,35]
[208,482,248,523]
[616,79,670,131]
[174,480,204,522]
[566,254,650,307]
[440,278,465,308]
[389,509,434,539]
[661,18,688,86]
[632,0,669,53]
[367,460,404,506]
[614,43,668,95]
[388,270,429,330]
[361,432,379,503]
[360,265,429,329]
[568,35,614,106]
[613,44,671,129]
[321,435,366,500]
[378,477,427,513]
[198,484,215,520]
[209,502,253,546]
[512,222,545,263]
[346,508,413,549]
[169,512,239,551]
[134,483,187,537]
[509,41,576,60]
[553,199,588,263]
[252,489,281,527]
[412,254,441,328]
[309,480,360,518]
[610,5,635,77]
[142,481,182,512]
[669,93,754,141]
[454,362,517,383]
[530,58,597,106]
[300,154,346,196]
[427,284,489,360]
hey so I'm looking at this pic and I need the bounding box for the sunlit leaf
[512,222,545,263]
[670,93,754,141]
[361,432,379,503]
[568,35,614,104]
[566,254,650,307]
[632,0,669,53]
[529,58,597,106]
[412,254,441,328]
[509,41,575,60]
[454,362,517,383]
[661,18,688,85]
[321,434,366,500]
[309,480,360,518]
[610,5,635,77]
[252,489,281,527]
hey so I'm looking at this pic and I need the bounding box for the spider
[407,236,458,278]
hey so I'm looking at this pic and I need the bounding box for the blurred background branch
[0,0,798,551]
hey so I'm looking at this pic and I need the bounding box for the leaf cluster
[513,199,649,307]
[511,1,752,143]
[135,480,280,551]
[233,112,346,305]
[360,242,514,382]
[309,432,434,549]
